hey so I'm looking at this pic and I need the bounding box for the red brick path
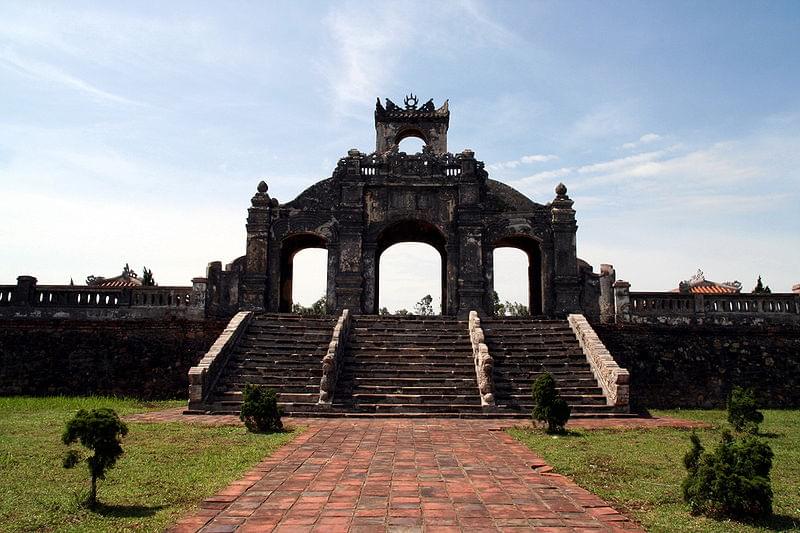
[167,418,646,532]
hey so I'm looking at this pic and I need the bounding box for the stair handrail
[188,311,253,410]
[319,309,351,405]
[468,310,495,407]
[567,314,630,410]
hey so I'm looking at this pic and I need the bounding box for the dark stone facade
[594,323,800,409]
[227,97,588,317]
[0,318,225,399]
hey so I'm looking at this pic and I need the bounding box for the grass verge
[509,409,800,532]
[0,396,299,533]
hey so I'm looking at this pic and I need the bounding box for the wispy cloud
[0,48,142,105]
[320,6,412,116]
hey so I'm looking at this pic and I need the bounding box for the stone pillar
[191,277,208,310]
[793,284,800,315]
[599,264,616,323]
[455,149,485,317]
[334,150,366,312]
[241,181,272,311]
[14,275,37,306]
[613,280,631,323]
[551,183,581,315]
[361,242,377,314]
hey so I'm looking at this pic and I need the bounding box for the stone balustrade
[0,275,207,320]
[567,314,630,409]
[318,309,352,405]
[468,310,495,407]
[613,281,800,326]
[187,311,253,411]
[353,151,464,179]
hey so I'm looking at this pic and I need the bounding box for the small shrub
[240,384,283,433]
[531,373,571,433]
[728,386,763,434]
[62,408,129,509]
[682,430,773,519]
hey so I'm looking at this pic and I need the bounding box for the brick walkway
[167,418,647,532]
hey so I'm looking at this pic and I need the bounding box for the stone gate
[209,96,600,318]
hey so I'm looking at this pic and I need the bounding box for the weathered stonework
[468,310,495,406]
[187,311,253,409]
[0,318,225,399]
[595,323,800,408]
[567,314,629,409]
[216,97,590,318]
[318,309,352,404]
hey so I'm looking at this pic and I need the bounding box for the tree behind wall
[414,294,434,315]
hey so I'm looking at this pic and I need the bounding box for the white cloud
[621,132,662,150]
[487,153,557,171]
[571,103,638,140]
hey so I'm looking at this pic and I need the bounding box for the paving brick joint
[166,417,648,532]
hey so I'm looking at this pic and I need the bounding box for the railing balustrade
[0,286,13,306]
[620,286,799,324]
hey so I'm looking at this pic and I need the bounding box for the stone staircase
[204,313,336,414]
[195,312,628,418]
[332,315,484,416]
[482,318,622,416]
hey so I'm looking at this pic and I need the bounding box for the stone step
[352,384,477,393]
[240,334,331,343]
[216,391,319,403]
[216,381,319,393]
[349,393,481,405]
[334,402,485,414]
[351,377,478,387]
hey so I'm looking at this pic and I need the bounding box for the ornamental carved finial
[404,93,418,110]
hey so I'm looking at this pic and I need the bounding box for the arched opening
[291,248,328,311]
[397,136,426,154]
[375,220,447,315]
[395,128,428,154]
[279,233,328,313]
[379,243,443,314]
[492,236,543,315]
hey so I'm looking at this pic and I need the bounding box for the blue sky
[1,1,798,310]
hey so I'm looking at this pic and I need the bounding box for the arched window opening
[492,236,543,316]
[279,234,328,313]
[291,248,328,313]
[397,136,426,154]
[493,248,529,316]
[378,242,443,315]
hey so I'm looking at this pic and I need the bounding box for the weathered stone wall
[594,323,800,409]
[0,318,226,399]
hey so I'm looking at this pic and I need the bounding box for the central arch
[374,220,448,315]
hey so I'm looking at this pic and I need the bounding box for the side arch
[492,235,543,315]
[278,233,328,313]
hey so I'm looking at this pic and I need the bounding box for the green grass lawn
[510,409,800,532]
[0,396,299,533]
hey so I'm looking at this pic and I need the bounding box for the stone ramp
[168,418,644,532]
